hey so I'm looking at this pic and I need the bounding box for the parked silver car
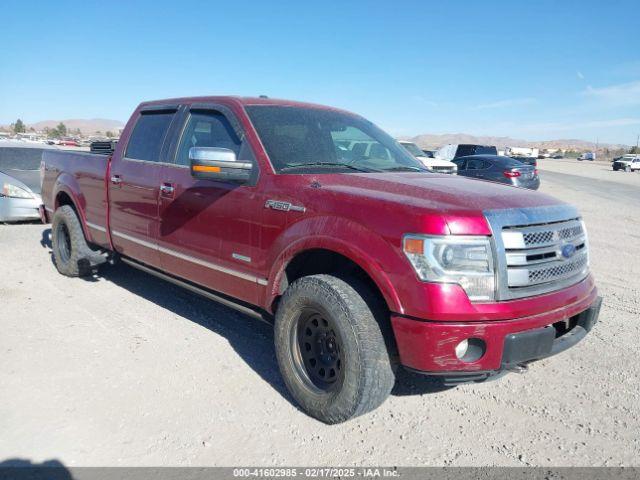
[0,147,44,222]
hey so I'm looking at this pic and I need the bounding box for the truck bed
[41,150,110,248]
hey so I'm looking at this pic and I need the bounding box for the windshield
[400,142,424,157]
[245,106,425,173]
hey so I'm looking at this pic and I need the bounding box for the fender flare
[264,226,404,315]
[52,173,90,240]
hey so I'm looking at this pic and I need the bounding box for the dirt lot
[1,158,639,467]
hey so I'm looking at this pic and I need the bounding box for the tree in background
[47,122,68,139]
[12,119,26,134]
[56,122,67,137]
[629,146,640,154]
[105,131,114,138]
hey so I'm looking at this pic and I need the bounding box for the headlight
[403,235,495,301]
[580,219,590,268]
[2,183,33,199]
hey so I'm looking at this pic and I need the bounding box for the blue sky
[1,0,639,144]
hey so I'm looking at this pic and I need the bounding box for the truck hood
[316,172,564,235]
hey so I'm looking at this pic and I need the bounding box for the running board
[120,257,271,324]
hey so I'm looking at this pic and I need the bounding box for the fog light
[455,339,469,359]
[454,338,486,362]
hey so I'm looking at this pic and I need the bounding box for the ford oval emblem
[561,244,576,259]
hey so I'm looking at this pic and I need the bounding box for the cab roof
[137,96,353,114]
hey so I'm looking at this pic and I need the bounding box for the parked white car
[398,141,458,174]
[612,155,640,172]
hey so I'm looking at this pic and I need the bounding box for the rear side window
[175,111,244,166]
[125,112,175,161]
[466,158,489,170]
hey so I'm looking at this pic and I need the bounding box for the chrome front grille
[484,206,590,300]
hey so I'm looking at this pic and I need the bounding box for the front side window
[245,106,425,173]
[125,111,175,161]
[175,111,246,166]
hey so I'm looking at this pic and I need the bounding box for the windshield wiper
[382,165,426,172]
[279,162,379,173]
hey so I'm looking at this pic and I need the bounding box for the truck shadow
[40,227,453,405]
[90,260,299,407]
[0,458,73,479]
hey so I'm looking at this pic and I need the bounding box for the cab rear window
[125,112,175,162]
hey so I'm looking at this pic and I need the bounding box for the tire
[51,205,94,277]
[274,274,395,424]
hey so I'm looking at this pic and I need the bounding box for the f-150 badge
[264,200,306,213]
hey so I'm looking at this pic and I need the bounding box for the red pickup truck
[40,96,601,423]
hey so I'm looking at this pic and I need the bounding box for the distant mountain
[4,118,125,134]
[402,133,628,152]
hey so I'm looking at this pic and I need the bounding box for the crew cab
[40,96,601,424]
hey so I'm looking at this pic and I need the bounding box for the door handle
[160,183,175,197]
[110,175,122,185]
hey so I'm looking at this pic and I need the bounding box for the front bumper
[0,195,42,222]
[391,287,601,383]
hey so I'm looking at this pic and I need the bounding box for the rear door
[109,106,179,268]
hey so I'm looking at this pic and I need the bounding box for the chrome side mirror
[189,147,252,183]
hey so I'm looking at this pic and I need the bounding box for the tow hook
[506,363,529,374]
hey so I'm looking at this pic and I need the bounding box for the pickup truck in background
[40,96,601,423]
[612,154,640,172]
[398,141,458,174]
[435,143,498,161]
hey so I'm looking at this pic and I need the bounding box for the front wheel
[274,274,395,424]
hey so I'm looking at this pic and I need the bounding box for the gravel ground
[0,158,638,467]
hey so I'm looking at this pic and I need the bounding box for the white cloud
[577,71,585,80]
[583,80,640,105]
[474,97,536,110]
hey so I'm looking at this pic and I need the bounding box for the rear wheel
[51,205,94,277]
[274,274,395,424]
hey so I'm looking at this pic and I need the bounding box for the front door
[109,107,178,268]
[157,106,263,305]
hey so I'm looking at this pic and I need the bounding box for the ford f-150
[40,96,601,424]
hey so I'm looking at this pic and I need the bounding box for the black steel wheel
[274,274,395,424]
[51,205,93,277]
[292,308,344,393]
[55,222,72,264]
